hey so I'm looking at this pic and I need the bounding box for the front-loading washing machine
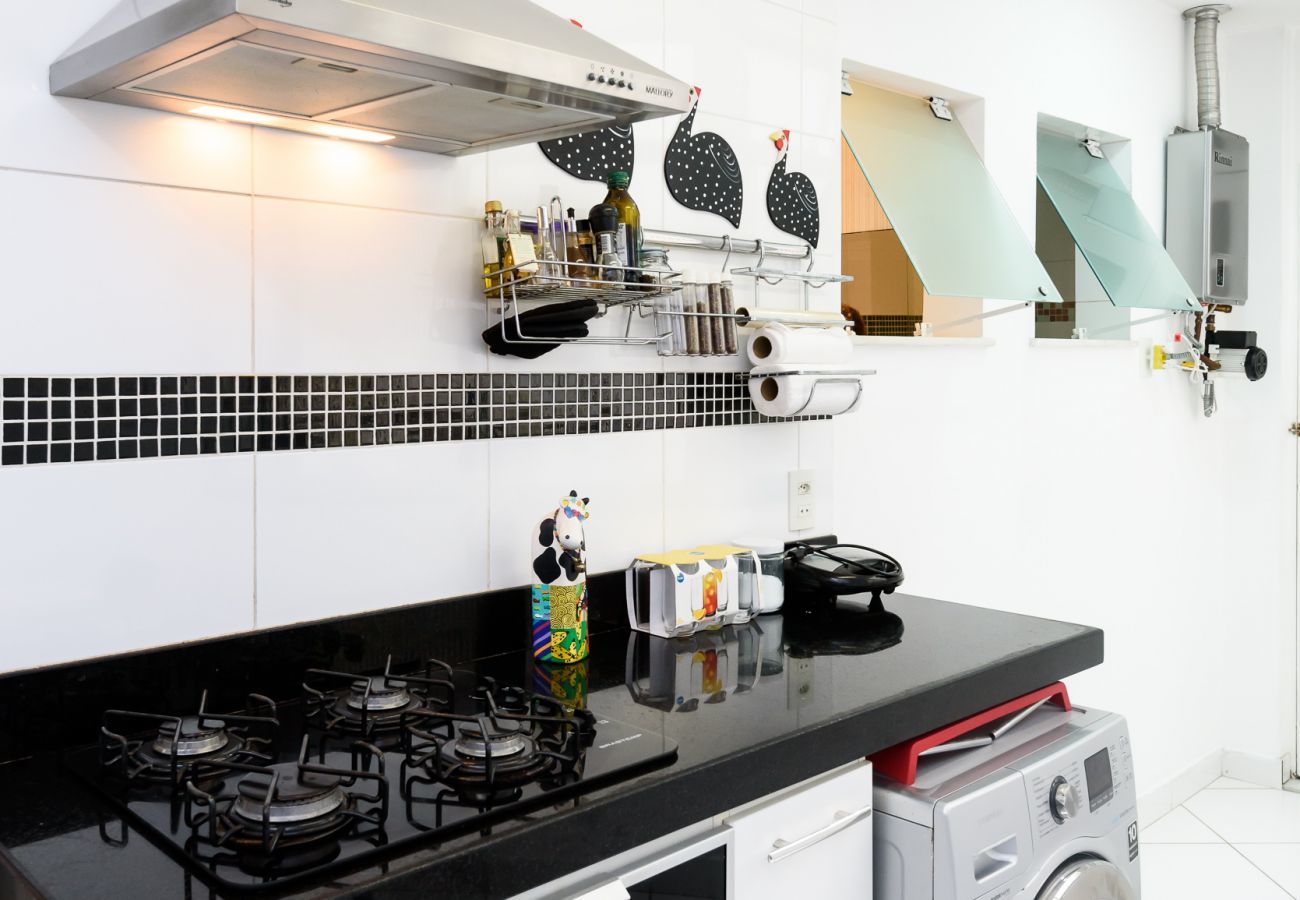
[874,703,1139,899]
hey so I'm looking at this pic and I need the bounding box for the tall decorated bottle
[530,491,591,665]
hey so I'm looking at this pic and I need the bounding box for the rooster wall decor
[765,129,820,248]
[538,125,635,183]
[664,87,743,227]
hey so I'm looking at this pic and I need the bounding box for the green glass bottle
[603,170,641,272]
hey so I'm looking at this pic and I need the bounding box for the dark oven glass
[626,845,727,899]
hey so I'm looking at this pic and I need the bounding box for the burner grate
[400,684,595,802]
[99,691,278,785]
[184,735,388,857]
[304,656,455,738]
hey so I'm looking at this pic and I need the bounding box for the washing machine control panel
[1020,715,1136,842]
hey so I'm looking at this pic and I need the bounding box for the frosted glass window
[1037,128,1198,311]
[842,83,1062,303]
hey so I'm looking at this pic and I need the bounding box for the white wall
[830,0,1299,799]
[0,0,1295,806]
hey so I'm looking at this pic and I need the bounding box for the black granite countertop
[0,584,1102,900]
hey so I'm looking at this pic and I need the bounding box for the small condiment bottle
[588,202,624,285]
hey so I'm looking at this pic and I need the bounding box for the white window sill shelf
[851,335,996,348]
[1028,338,1138,349]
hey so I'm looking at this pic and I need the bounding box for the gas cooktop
[66,657,677,894]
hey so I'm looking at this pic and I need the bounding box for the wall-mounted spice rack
[483,226,854,353]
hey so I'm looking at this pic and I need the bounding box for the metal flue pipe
[1184,5,1231,130]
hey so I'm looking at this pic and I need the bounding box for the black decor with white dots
[0,373,825,467]
[766,133,820,248]
[664,90,744,227]
[538,125,635,183]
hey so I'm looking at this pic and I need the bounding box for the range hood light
[310,123,396,143]
[190,105,276,125]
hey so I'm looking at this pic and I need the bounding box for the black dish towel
[483,298,601,359]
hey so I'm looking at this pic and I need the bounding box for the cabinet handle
[767,804,872,863]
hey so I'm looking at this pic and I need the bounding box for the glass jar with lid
[638,247,673,291]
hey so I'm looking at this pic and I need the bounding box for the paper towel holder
[746,369,875,417]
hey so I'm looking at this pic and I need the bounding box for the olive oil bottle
[603,171,640,272]
[481,200,506,289]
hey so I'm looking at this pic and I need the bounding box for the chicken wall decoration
[664,87,743,227]
[538,125,635,183]
[765,130,820,248]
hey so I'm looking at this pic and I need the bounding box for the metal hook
[804,243,817,272]
[719,235,733,280]
[755,238,767,269]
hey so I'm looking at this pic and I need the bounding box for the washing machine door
[1038,858,1137,900]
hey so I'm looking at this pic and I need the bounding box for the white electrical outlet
[788,469,816,531]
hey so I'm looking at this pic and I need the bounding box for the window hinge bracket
[928,97,953,121]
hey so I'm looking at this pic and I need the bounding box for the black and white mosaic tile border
[0,372,824,467]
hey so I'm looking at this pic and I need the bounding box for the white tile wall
[662,423,799,548]
[487,432,666,588]
[252,199,487,373]
[0,456,255,670]
[252,129,487,218]
[0,170,253,374]
[664,0,803,128]
[0,2,252,193]
[801,15,841,140]
[254,443,490,629]
[1,0,843,670]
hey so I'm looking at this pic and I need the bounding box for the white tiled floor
[1140,778,1300,898]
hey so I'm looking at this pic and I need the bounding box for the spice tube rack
[729,239,853,316]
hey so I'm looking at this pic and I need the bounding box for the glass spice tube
[694,282,714,355]
[708,282,727,355]
[720,280,739,354]
[671,289,687,355]
[683,282,701,355]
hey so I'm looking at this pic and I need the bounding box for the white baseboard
[1222,749,1288,788]
[1138,748,1292,825]
[1137,749,1222,826]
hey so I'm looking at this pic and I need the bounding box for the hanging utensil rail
[517,215,813,260]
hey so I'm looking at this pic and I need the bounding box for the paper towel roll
[736,306,848,327]
[749,373,862,417]
[747,322,852,367]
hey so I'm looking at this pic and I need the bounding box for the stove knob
[617,79,626,87]
[1050,776,1078,824]
[587,72,597,81]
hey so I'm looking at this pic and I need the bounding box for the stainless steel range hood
[50,0,692,155]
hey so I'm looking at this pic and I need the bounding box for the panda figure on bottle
[531,491,591,665]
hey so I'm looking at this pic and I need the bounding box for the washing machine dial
[1049,776,1078,823]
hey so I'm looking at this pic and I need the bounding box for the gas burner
[347,676,412,712]
[452,722,533,759]
[304,656,454,737]
[402,692,595,800]
[185,736,387,857]
[100,692,277,785]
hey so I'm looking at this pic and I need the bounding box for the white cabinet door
[726,760,873,899]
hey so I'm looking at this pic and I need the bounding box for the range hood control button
[617,79,626,87]
[627,83,634,90]
[597,75,606,84]
[587,72,596,81]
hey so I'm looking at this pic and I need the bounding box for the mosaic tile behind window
[0,372,820,467]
